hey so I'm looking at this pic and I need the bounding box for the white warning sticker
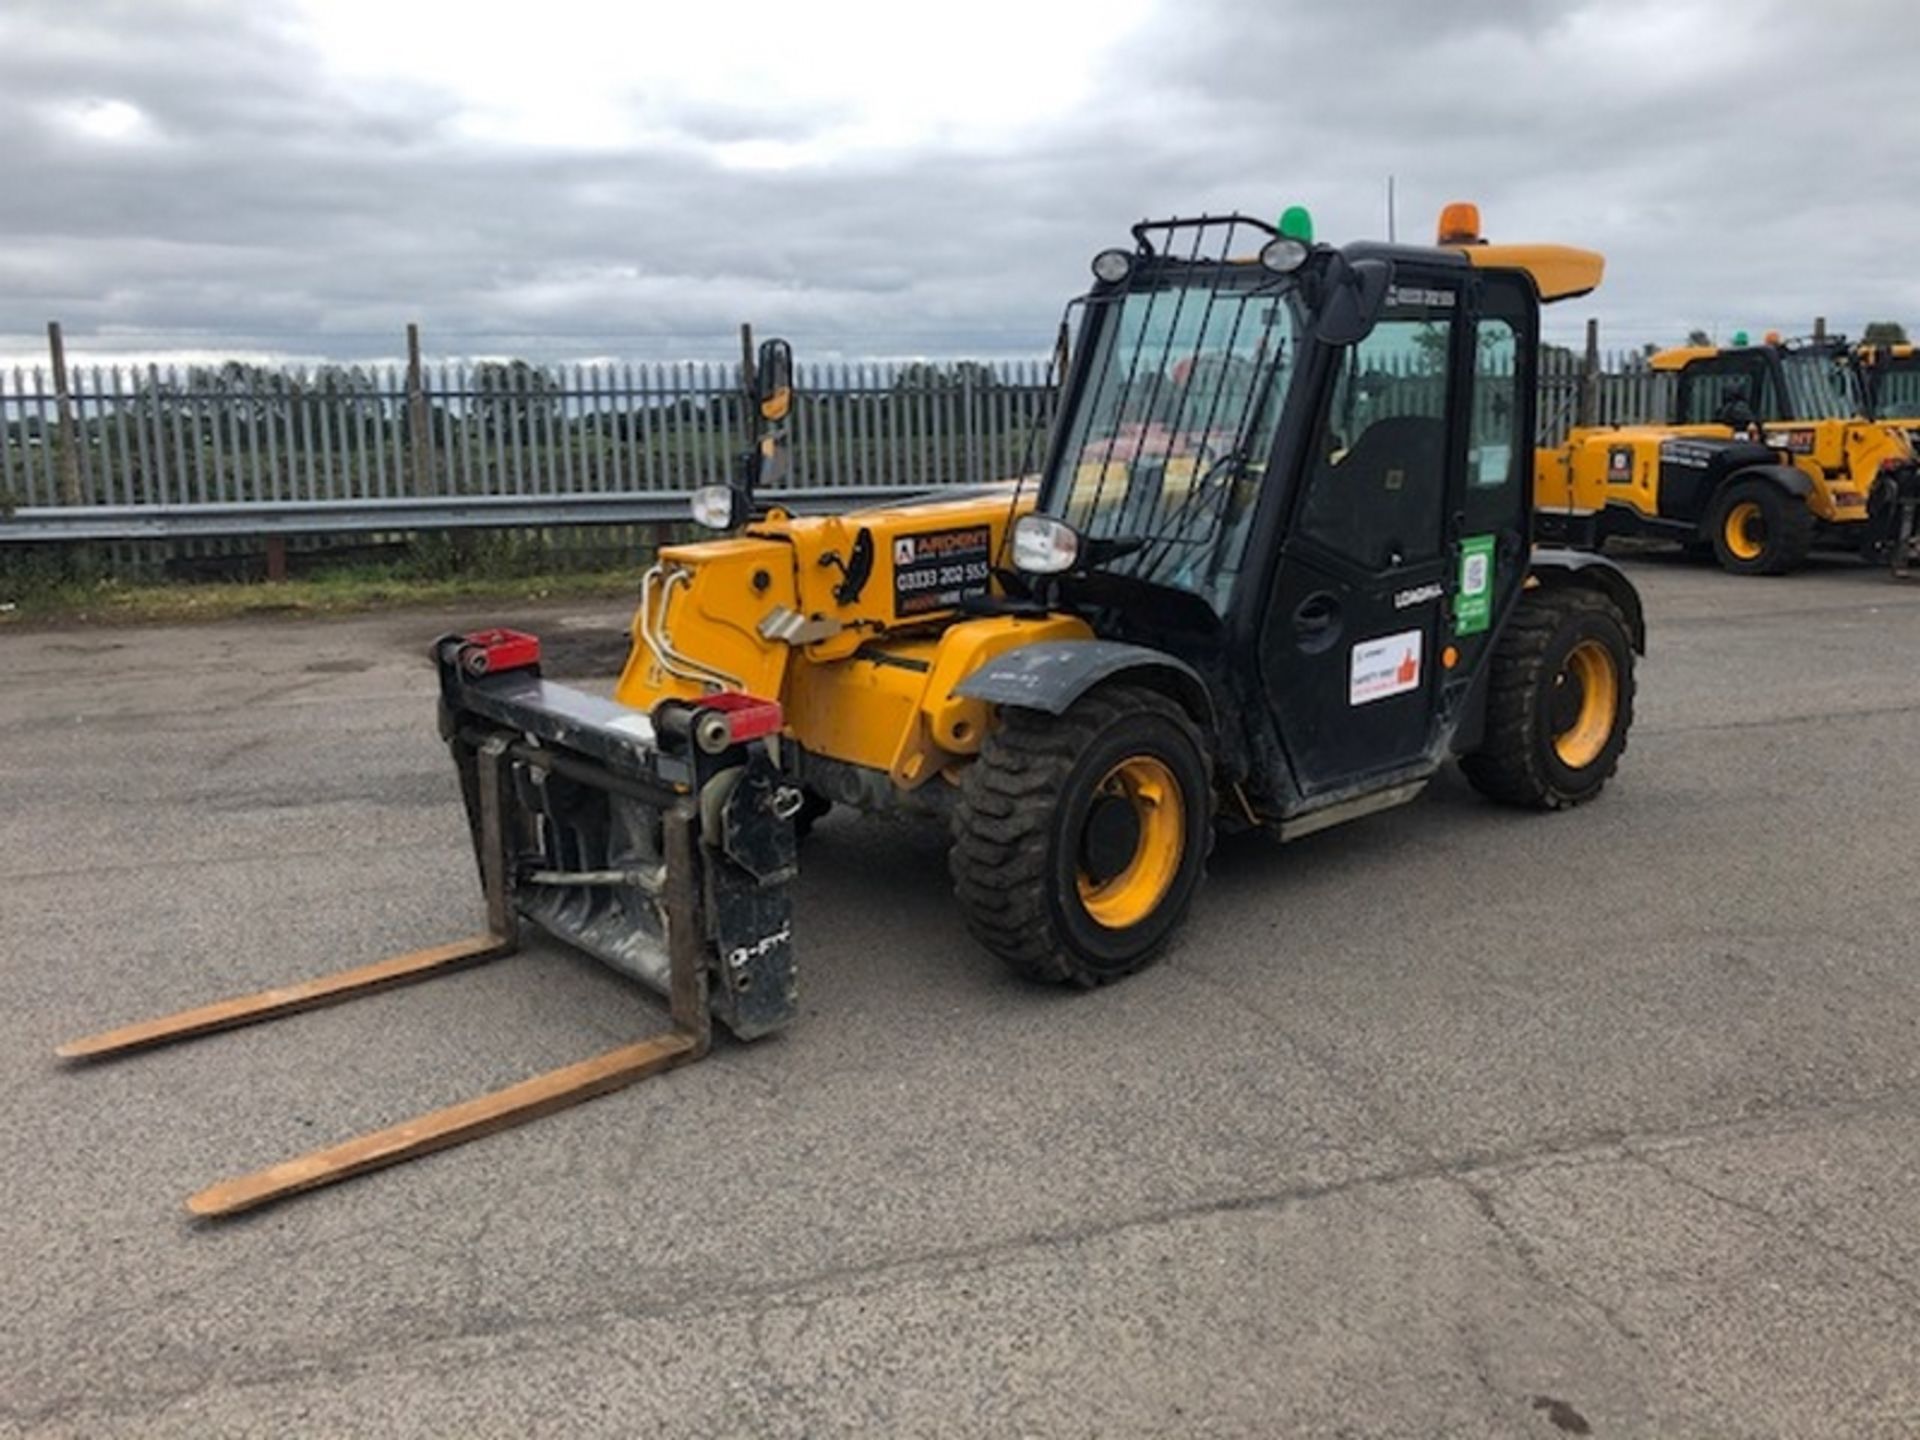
[1349,628,1423,706]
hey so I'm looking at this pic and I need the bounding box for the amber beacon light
[1437,201,1483,245]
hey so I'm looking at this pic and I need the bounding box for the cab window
[1296,291,1456,571]
[1678,357,1768,426]
[1463,315,1523,536]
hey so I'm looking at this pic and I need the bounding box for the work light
[690,484,743,530]
[1011,515,1082,574]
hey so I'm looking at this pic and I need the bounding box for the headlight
[1011,515,1081,574]
[1259,236,1310,273]
[690,484,742,530]
[1090,249,1134,284]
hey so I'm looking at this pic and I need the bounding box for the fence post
[1576,317,1599,429]
[407,323,433,496]
[47,322,83,506]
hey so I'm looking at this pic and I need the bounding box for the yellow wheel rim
[1552,639,1619,770]
[1077,756,1186,929]
[1722,500,1765,562]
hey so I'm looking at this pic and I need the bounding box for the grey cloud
[5,0,1920,368]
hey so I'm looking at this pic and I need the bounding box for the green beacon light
[1278,205,1314,244]
[1731,330,1749,347]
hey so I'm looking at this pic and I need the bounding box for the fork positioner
[56,629,802,1218]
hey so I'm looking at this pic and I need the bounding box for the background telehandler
[1854,342,1920,572]
[1536,334,1919,575]
[62,204,1645,1216]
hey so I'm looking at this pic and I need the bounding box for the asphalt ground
[3,552,1919,1438]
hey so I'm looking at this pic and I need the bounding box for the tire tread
[1461,586,1634,810]
[950,685,1210,986]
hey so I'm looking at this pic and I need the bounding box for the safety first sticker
[892,525,992,617]
[1350,628,1423,706]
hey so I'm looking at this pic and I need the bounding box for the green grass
[0,528,670,626]
[0,566,643,626]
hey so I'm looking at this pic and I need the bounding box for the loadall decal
[1455,534,1496,636]
[892,525,992,617]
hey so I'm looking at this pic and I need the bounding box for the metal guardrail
[0,487,942,543]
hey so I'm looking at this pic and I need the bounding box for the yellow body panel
[614,535,800,704]
[1647,346,1720,372]
[612,482,1096,788]
[1536,425,1732,521]
[1760,421,1906,520]
[784,612,1093,786]
[1454,243,1604,302]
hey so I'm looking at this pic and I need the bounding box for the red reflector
[460,628,542,676]
[702,690,784,741]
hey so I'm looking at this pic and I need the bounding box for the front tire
[1461,586,1635,810]
[1709,479,1813,575]
[950,684,1213,987]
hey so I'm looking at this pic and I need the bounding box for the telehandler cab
[1536,334,1920,575]
[1857,340,1920,424]
[1854,343,1920,573]
[62,204,1645,1216]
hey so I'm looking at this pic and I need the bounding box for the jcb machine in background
[1537,334,1920,575]
[64,204,1644,1216]
[1854,343,1920,574]
[1857,341,1920,427]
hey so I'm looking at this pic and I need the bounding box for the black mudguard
[1527,549,1647,653]
[1728,462,1815,498]
[953,639,1214,727]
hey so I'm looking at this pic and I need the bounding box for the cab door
[1260,274,1464,796]
[1441,271,1535,713]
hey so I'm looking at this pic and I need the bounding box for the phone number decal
[892,525,992,616]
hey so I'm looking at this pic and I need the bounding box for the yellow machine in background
[1536,334,1919,574]
[1857,341,1920,434]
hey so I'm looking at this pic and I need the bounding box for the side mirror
[1314,256,1392,346]
[756,338,793,423]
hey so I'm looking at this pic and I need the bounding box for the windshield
[1873,357,1920,419]
[1044,261,1304,612]
[1779,350,1864,419]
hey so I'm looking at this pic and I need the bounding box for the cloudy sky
[3,0,1917,370]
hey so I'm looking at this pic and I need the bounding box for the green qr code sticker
[1455,534,1495,636]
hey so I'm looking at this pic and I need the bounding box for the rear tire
[1709,478,1813,575]
[1461,586,1635,810]
[950,684,1212,987]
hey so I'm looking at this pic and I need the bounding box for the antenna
[1386,174,1396,243]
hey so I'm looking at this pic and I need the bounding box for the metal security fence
[1,328,1681,559]
[0,354,1058,515]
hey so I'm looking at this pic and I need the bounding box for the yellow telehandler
[1536,334,1919,575]
[62,204,1645,1216]
[1854,342,1920,574]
